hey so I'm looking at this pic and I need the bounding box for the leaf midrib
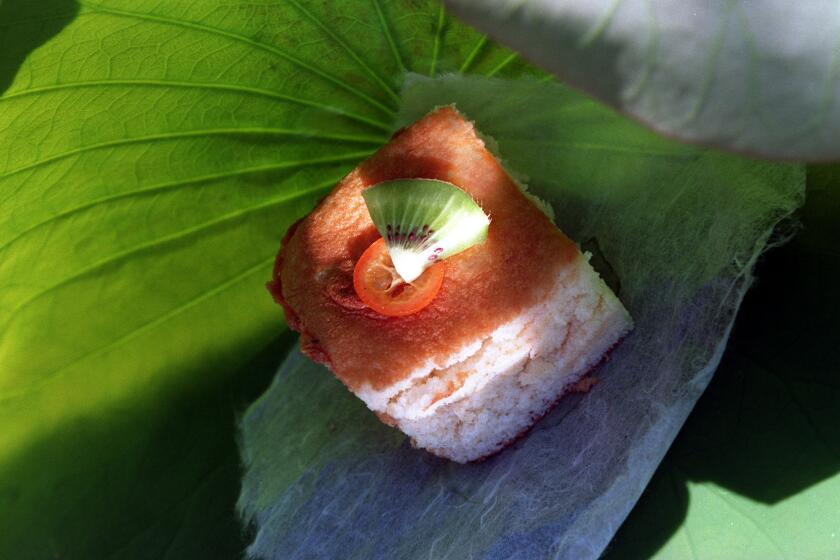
[0,80,393,132]
[0,128,384,187]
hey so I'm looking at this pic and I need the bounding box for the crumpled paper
[237,75,804,559]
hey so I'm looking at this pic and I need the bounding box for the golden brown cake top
[271,106,578,392]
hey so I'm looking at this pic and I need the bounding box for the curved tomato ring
[353,238,444,317]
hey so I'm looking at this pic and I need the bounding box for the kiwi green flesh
[362,179,490,282]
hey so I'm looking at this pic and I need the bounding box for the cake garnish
[361,179,490,282]
[352,237,444,317]
[352,179,489,317]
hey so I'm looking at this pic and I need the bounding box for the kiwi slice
[362,179,490,282]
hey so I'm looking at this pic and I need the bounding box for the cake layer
[271,107,578,394]
[388,252,632,463]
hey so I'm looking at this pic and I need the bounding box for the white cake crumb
[358,252,632,463]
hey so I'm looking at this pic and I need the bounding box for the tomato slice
[353,238,444,317]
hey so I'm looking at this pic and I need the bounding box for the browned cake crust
[269,107,578,393]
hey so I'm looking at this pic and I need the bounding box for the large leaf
[0,2,831,559]
[444,0,840,161]
[605,166,840,560]
[0,1,531,557]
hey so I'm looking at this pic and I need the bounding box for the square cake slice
[269,106,632,463]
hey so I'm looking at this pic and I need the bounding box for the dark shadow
[605,166,840,558]
[0,331,295,560]
[0,0,79,95]
[601,465,691,559]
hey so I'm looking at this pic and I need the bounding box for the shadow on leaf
[605,165,840,559]
[0,332,293,560]
[0,0,79,95]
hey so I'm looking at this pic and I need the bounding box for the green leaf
[444,0,840,161]
[0,1,532,557]
[606,166,840,559]
[0,1,828,559]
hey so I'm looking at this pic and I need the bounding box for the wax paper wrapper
[237,75,804,559]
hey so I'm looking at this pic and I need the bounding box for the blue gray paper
[237,75,804,559]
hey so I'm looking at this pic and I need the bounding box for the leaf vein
[459,36,487,74]
[704,485,790,558]
[677,0,736,126]
[429,5,446,76]
[0,176,344,341]
[287,0,400,106]
[372,0,406,72]
[0,80,392,132]
[0,162,357,256]
[0,129,382,183]
[75,2,396,117]
[485,52,518,78]
[1,257,276,403]
[579,0,624,47]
